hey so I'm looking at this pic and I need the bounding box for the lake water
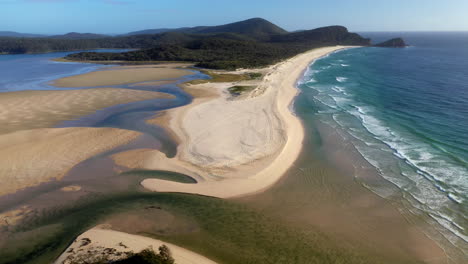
[0,49,130,92]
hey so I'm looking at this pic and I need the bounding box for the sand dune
[0,127,140,196]
[131,46,352,198]
[0,88,171,135]
[55,227,218,264]
[52,65,193,87]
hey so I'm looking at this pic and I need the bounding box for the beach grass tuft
[227,85,256,96]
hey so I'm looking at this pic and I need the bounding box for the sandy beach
[55,227,218,264]
[139,46,349,198]
[52,64,193,87]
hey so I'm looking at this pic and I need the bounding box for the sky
[1,0,468,34]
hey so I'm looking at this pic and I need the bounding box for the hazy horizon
[3,26,468,37]
[1,0,468,35]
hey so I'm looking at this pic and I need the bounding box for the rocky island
[374,37,408,47]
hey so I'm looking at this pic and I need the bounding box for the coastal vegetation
[112,246,174,264]
[63,26,370,70]
[64,245,174,264]
[0,18,372,70]
[374,37,407,47]
[188,70,262,84]
[227,85,256,96]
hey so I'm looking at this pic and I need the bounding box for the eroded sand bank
[55,227,218,264]
[120,47,351,198]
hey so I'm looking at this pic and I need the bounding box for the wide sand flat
[55,227,218,264]
[135,46,350,198]
[0,88,171,135]
[52,65,193,87]
[0,127,139,196]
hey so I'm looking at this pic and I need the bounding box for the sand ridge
[134,46,353,198]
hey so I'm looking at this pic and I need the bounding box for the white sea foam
[344,104,468,245]
[305,48,468,248]
[430,214,468,243]
[331,85,347,94]
[320,92,468,246]
[336,77,348,83]
[315,95,338,110]
[448,193,464,204]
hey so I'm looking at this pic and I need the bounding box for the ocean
[298,32,468,253]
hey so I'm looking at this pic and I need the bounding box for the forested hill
[0,18,372,69]
[0,31,45,38]
[49,32,109,40]
[65,24,371,69]
[124,18,287,40]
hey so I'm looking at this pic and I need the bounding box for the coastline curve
[141,46,354,198]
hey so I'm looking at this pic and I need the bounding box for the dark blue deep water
[299,33,468,250]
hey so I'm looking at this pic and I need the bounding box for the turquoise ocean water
[298,33,468,253]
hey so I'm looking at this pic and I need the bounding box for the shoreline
[2,47,457,263]
[314,117,465,261]
[139,46,352,198]
[302,52,468,259]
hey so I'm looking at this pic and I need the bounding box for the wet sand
[0,127,140,196]
[0,61,221,263]
[238,118,449,263]
[0,88,172,135]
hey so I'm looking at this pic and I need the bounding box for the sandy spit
[55,227,218,264]
[137,46,352,198]
[0,88,172,135]
[0,127,140,196]
[52,65,193,87]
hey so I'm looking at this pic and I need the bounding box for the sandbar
[55,227,218,264]
[0,127,140,196]
[52,65,193,87]
[0,88,171,135]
